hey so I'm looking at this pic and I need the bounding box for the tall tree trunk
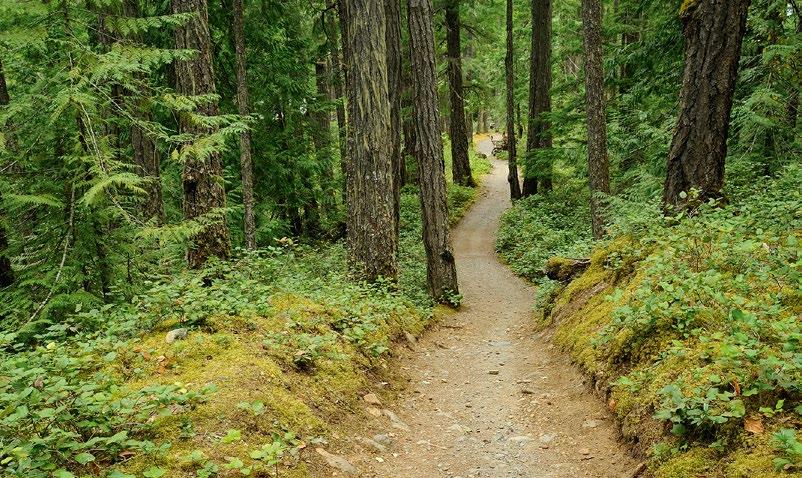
[172,0,231,268]
[445,0,475,187]
[232,0,256,249]
[313,59,336,211]
[344,0,397,282]
[401,66,417,185]
[0,59,15,287]
[386,0,403,239]
[662,0,751,210]
[523,0,553,196]
[581,0,610,239]
[505,0,521,199]
[123,0,165,224]
[325,0,348,180]
[786,9,801,132]
[408,0,459,300]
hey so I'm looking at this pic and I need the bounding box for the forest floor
[345,137,640,477]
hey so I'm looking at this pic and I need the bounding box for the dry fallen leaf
[744,416,764,435]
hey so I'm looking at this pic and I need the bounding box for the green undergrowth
[0,146,490,478]
[497,164,802,476]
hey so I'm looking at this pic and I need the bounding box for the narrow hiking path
[349,136,639,478]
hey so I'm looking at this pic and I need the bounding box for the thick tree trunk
[386,0,403,239]
[408,0,459,300]
[662,0,750,210]
[0,59,14,287]
[344,0,397,282]
[325,0,348,180]
[232,0,256,249]
[581,0,610,239]
[445,0,475,187]
[505,0,521,200]
[523,0,553,197]
[172,0,231,268]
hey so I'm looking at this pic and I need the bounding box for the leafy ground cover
[0,149,490,478]
[497,163,802,476]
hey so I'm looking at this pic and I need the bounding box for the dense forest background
[0,0,800,476]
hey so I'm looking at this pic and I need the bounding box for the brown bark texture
[445,0,475,187]
[123,0,165,225]
[523,0,553,196]
[505,0,521,200]
[232,0,256,249]
[0,58,14,287]
[386,0,403,239]
[581,0,611,239]
[325,0,348,176]
[344,0,398,282]
[407,0,459,299]
[662,0,751,209]
[172,0,231,268]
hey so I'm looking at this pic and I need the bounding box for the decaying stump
[544,256,590,282]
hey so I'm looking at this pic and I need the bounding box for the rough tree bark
[408,0,459,300]
[325,0,348,179]
[662,0,751,210]
[232,0,256,249]
[523,0,553,196]
[445,0,475,187]
[401,64,417,184]
[0,58,15,287]
[505,0,521,199]
[123,0,165,225]
[386,0,403,238]
[581,0,610,239]
[172,0,231,268]
[344,0,397,282]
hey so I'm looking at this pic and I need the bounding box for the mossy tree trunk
[344,0,398,282]
[408,0,459,300]
[445,0,475,187]
[505,0,521,200]
[172,0,231,268]
[662,0,751,210]
[581,0,610,239]
[523,0,553,197]
[232,0,256,249]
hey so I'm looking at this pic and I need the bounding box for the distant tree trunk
[662,0,751,210]
[122,0,165,225]
[505,0,521,200]
[786,10,801,132]
[232,0,256,249]
[386,0,403,239]
[344,0,397,282]
[523,0,553,196]
[326,0,348,181]
[581,0,610,239]
[408,0,459,300]
[313,59,336,210]
[445,0,475,187]
[172,0,231,268]
[402,67,418,184]
[515,103,523,137]
[0,59,15,287]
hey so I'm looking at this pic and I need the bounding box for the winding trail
[351,137,637,477]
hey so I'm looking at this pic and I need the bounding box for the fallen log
[544,256,591,282]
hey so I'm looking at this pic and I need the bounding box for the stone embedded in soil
[372,434,393,446]
[315,448,358,475]
[356,437,386,453]
[165,328,187,343]
[363,393,382,406]
[382,409,411,431]
[488,370,500,375]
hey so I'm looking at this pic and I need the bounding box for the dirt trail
[349,137,637,477]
